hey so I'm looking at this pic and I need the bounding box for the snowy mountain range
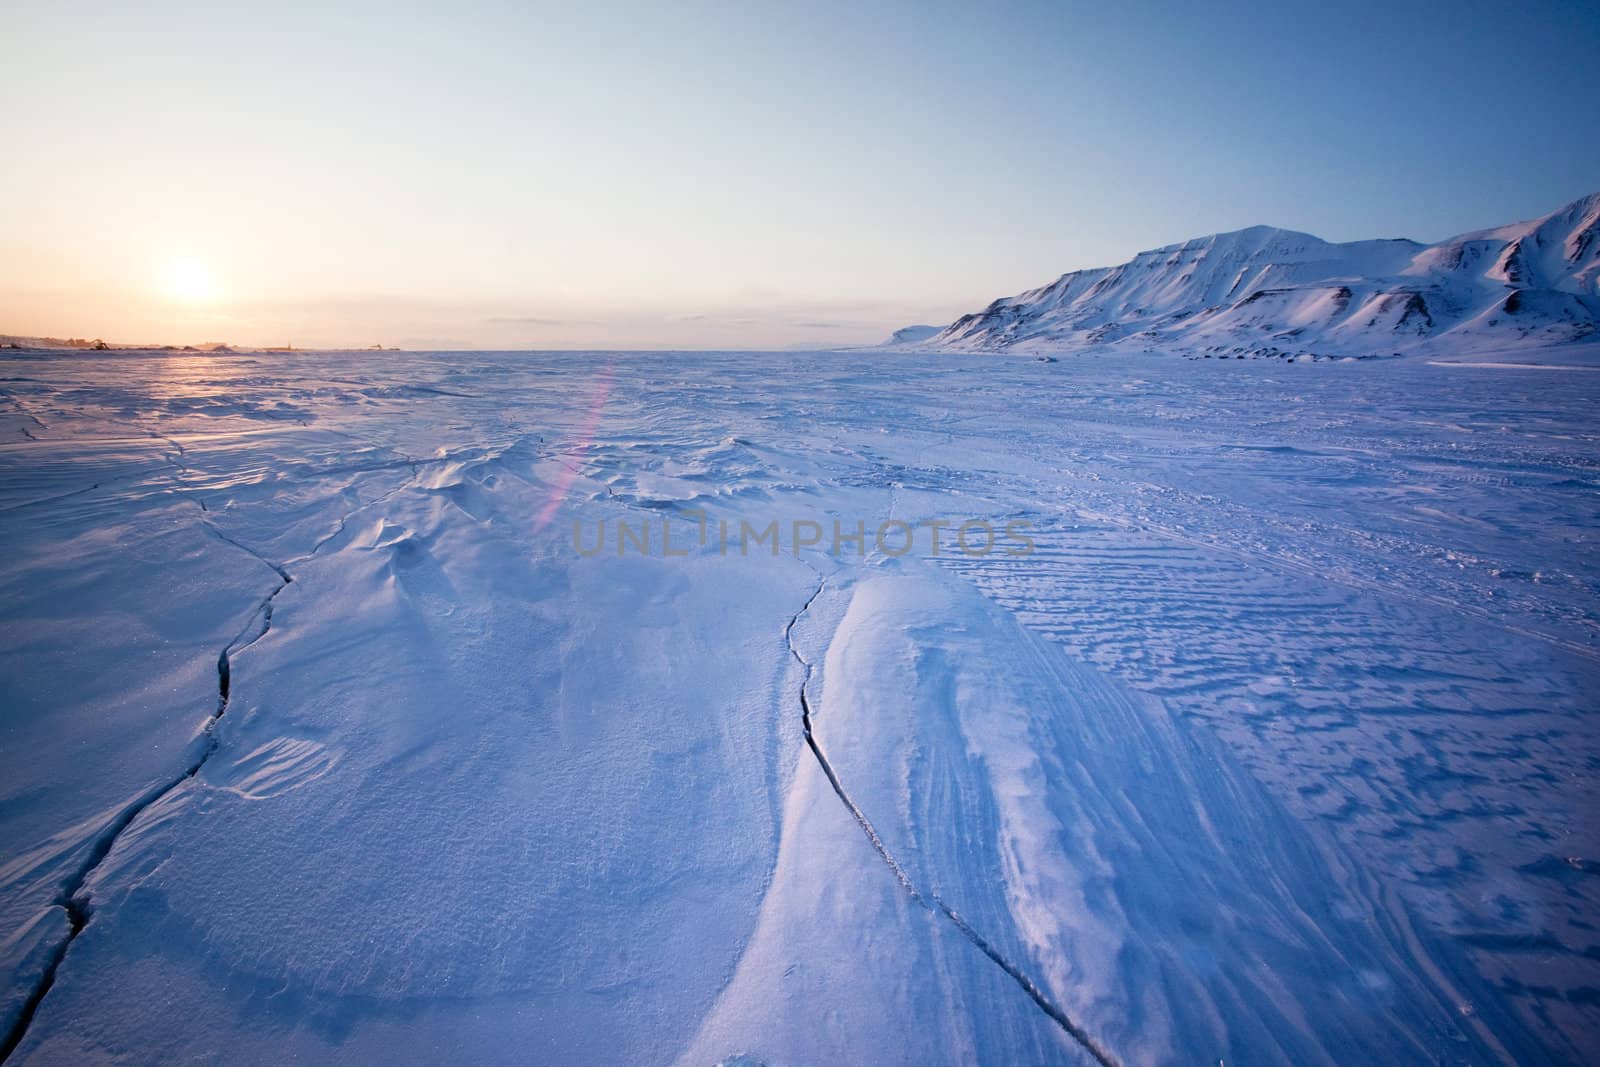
[895,191,1600,359]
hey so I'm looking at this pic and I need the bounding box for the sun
[162,258,218,303]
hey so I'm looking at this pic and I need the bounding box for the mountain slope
[905,192,1600,359]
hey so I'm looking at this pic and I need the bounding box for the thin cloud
[486,316,594,327]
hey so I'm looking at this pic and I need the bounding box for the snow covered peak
[915,191,1600,358]
[1139,224,1328,258]
[883,324,944,346]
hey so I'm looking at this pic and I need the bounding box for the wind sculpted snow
[1,347,1597,1064]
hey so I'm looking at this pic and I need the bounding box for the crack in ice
[0,440,444,1061]
[0,536,292,1063]
[781,567,1121,1067]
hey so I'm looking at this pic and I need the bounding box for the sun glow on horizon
[161,258,218,304]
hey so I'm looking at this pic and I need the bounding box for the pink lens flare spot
[534,362,615,533]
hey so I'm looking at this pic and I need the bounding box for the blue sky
[3,0,1598,348]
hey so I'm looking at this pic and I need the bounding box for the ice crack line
[785,575,920,898]
[782,569,1120,1067]
[296,452,424,562]
[3,437,428,1060]
[0,545,292,1065]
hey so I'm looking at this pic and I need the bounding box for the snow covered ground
[2,347,1597,1064]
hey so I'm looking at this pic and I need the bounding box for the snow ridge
[783,568,1121,1067]
[787,572,919,897]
